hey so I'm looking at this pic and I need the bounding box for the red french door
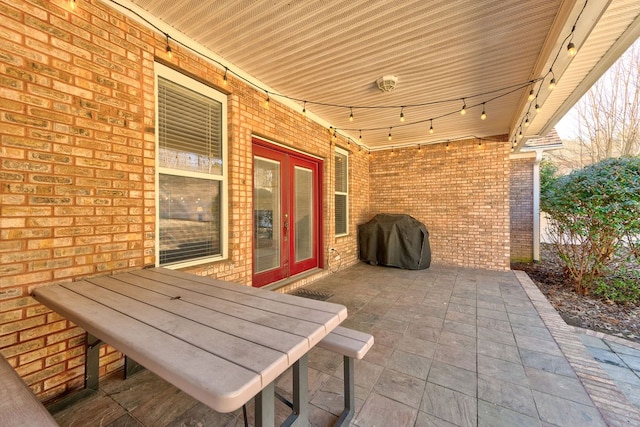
[252,140,323,287]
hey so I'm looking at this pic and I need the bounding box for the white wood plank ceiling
[120,0,640,151]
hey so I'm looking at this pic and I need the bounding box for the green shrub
[541,156,640,294]
[592,267,640,303]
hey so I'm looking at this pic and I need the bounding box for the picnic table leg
[282,355,309,427]
[255,381,275,427]
[85,333,101,391]
[334,356,355,426]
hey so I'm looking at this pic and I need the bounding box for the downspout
[533,150,543,263]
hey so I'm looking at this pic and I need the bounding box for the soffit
[121,0,639,151]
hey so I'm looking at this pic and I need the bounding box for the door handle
[283,214,289,241]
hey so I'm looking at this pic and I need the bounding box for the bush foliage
[541,157,640,298]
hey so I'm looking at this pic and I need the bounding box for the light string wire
[104,0,587,152]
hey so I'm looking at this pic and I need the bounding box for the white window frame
[154,62,228,268]
[334,147,349,237]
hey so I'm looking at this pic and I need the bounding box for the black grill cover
[358,214,431,270]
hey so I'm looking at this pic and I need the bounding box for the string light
[548,69,556,90]
[69,0,77,10]
[400,107,405,122]
[388,127,392,141]
[302,101,306,116]
[445,142,449,150]
[265,91,270,107]
[535,102,541,113]
[567,42,577,57]
[349,107,354,122]
[223,68,228,85]
[165,34,173,59]
[418,144,422,151]
[359,129,362,142]
[460,99,467,115]
[429,120,434,134]
[524,115,530,127]
[478,140,482,147]
[518,128,523,139]
[480,103,487,120]
[528,89,535,101]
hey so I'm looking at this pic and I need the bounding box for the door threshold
[262,268,323,292]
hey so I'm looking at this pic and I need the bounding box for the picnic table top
[32,267,347,413]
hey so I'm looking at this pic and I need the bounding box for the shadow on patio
[50,263,640,426]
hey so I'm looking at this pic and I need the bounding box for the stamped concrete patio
[50,263,640,426]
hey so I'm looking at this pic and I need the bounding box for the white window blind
[335,149,348,236]
[156,69,226,266]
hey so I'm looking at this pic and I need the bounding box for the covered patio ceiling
[117,0,640,152]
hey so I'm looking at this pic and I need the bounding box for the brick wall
[510,156,535,262]
[369,139,511,270]
[0,0,368,401]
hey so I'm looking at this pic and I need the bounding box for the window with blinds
[335,148,348,236]
[156,66,226,266]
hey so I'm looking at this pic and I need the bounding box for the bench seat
[0,356,57,427]
[316,326,374,426]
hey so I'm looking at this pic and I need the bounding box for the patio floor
[49,263,640,426]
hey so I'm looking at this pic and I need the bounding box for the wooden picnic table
[32,267,348,427]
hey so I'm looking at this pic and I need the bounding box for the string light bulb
[548,69,556,90]
[165,34,173,59]
[429,120,434,134]
[69,0,77,10]
[349,107,354,122]
[567,42,577,57]
[528,89,535,101]
[388,127,392,141]
[359,130,362,142]
[524,115,530,128]
[480,103,487,120]
[460,99,467,115]
[223,68,228,86]
[445,142,449,150]
[265,91,270,107]
[302,101,306,116]
[518,128,523,139]
[400,107,405,122]
[535,103,541,113]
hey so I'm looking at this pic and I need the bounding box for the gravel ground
[512,245,640,343]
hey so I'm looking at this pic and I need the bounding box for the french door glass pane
[254,157,281,273]
[294,166,313,262]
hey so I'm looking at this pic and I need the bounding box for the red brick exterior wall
[1,0,516,403]
[369,140,511,270]
[510,156,535,262]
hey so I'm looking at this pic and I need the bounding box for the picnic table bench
[32,267,348,427]
[0,354,57,426]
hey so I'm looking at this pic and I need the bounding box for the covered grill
[358,214,431,270]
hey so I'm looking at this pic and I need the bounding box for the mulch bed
[512,245,640,343]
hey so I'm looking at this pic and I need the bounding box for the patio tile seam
[513,270,640,425]
[575,326,640,352]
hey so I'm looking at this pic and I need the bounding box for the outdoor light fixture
[376,75,398,92]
